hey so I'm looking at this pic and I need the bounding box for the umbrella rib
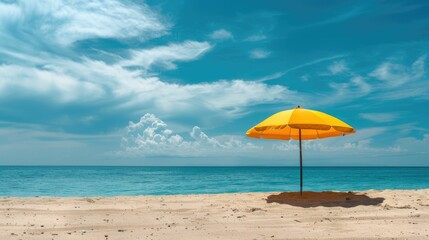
[260,128,267,139]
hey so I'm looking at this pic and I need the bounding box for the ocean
[0,166,428,197]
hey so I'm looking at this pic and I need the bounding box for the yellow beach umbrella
[246,106,356,195]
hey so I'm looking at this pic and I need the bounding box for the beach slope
[1,189,428,239]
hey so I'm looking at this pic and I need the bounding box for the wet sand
[0,189,428,239]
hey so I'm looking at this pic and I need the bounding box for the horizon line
[1,165,428,168]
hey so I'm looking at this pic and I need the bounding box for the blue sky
[0,0,428,166]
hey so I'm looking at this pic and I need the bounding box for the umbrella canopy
[246,106,356,195]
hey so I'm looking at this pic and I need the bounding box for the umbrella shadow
[266,191,384,208]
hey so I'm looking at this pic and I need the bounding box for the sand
[0,189,428,240]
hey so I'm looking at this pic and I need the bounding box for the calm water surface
[0,166,428,197]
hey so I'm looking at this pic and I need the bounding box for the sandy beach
[0,189,428,240]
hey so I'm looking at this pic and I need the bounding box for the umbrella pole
[299,129,303,196]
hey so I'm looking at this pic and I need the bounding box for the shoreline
[2,188,429,198]
[1,189,428,239]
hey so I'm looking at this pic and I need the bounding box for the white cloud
[318,55,428,106]
[323,75,371,105]
[244,34,267,42]
[208,29,233,40]
[249,49,271,59]
[0,1,427,166]
[300,74,309,82]
[296,7,367,30]
[0,0,293,124]
[0,0,168,46]
[369,56,428,100]
[370,56,425,87]
[284,55,347,74]
[396,134,429,155]
[360,113,398,123]
[120,113,260,157]
[328,60,348,75]
[0,48,298,124]
[120,40,212,71]
[253,72,285,82]
[0,64,104,103]
[0,0,329,125]
[116,78,300,122]
[272,127,404,154]
[122,116,408,158]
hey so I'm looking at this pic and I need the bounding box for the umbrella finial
[296,105,301,109]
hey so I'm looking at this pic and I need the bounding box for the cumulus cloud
[249,49,271,59]
[208,29,233,40]
[119,114,415,161]
[120,113,260,157]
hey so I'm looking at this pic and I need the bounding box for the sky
[0,0,428,166]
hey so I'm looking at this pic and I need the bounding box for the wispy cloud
[119,40,212,71]
[314,7,367,26]
[0,1,304,129]
[296,7,367,30]
[316,55,428,106]
[249,49,271,59]
[300,74,309,82]
[272,127,403,154]
[0,0,168,47]
[119,79,299,120]
[244,34,267,42]
[253,72,285,82]
[0,64,104,103]
[328,60,348,75]
[321,75,371,105]
[370,55,425,88]
[208,29,233,40]
[284,55,347,74]
[249,55,347,86]
[360,113,398,123]
[369,55,428,100]
[0,56,299,126]
[396,134,429,155]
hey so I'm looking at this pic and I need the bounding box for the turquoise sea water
[0,166,428,197]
